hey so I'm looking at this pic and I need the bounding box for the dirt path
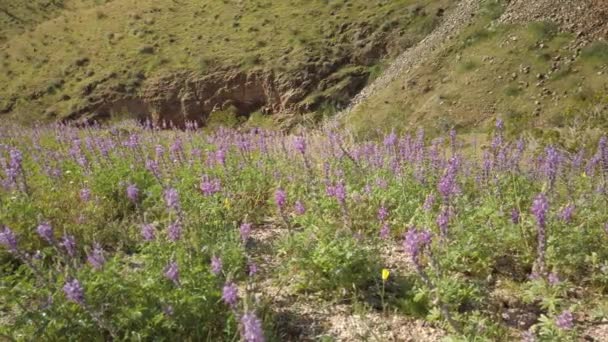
[328,0,480,127]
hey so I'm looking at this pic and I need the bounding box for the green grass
[0,1,103,41]
[581,41,608,61]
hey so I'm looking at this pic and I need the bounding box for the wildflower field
[1,120,607,341]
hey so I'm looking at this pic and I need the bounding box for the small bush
[528,21,559,41]
[280,228,380,294]
[581,41,608,61]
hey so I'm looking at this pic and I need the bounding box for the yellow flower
[582,172,587,178]
[224,198,231,210]
[382,269,390,281]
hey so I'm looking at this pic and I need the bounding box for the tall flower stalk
[404,227,460,332]
[531,193,549,277]
[275,188,292,234]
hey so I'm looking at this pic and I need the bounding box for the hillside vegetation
[3,1,608,341]
[345,0,608,146]
[0,0,103,40]
[0,0,452,125]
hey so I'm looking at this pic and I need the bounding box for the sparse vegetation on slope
[344,0,608,146]
[0,0,453,125]
[0,0,106,41]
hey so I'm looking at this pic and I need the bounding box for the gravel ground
[249,223,447,341]
[499,0,608,46]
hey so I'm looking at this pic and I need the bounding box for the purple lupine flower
[437,156,460,202]
[293,136,306,154]
[548,272,560,285]
[384,130,397,148]
[141,223,156,241]
[211,256,223,275]
[145,159,160,176]
[191,148,202,163]
[496,118,504,131]
[126,184,139,203]
[332,181,347,204]
[531,193,549,276]
[380,222,390,239]
[555,311,574,330]
[36,222,54,244]
[492,118,504,151]
[164,188,180,210]
[531,194,549,229]
[403,227,433,267]
[605,222,608,235]
[511,208,520,224]
[363,183,373,195]
[61,234,77,257]
[294,200,306,215]
[571,149,585,170]
[482,150,493,181]
[275,188,286,209]
[378,206,389,222]
[240,222,252,242]
[164,261,180,286]
[375,178,388,190]
[521,329,536,342]
[236,136,252,153]
[436,207,450,239]
[170,138,183,158]
[167,221,182,242]
[598,135,607,174]
[215,149,226,167]
[222,282,239,307]
[200,175,222,196]
[123,133,139,148]
[429,139,443,171]
[241,311,265,342]
[248,262,258,277]
[543,146,560,187]
[63,278,85,305]
[0,226,18,253]
[423,193,435,212]
[9,148,22,168]
[86,243,105,270]
[79,188,91,202]
[5,149,23,189]
[558,204,575,223]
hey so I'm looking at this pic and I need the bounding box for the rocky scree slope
[0,0,454,127]
[341,0,608,143]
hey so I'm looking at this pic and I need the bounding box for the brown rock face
[78,64,369,127]
[78,69,289,127]
[141,70,282,127]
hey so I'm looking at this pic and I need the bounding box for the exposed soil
[64,64,372,127]
[248,223,446,341]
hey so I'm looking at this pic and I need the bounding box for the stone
[139,45,155,54]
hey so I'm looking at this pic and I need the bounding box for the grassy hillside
[345,1,608,147]
[0,0,453,124]
[0,0,104,40]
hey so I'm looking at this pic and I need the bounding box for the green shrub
[279,227,380,295]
